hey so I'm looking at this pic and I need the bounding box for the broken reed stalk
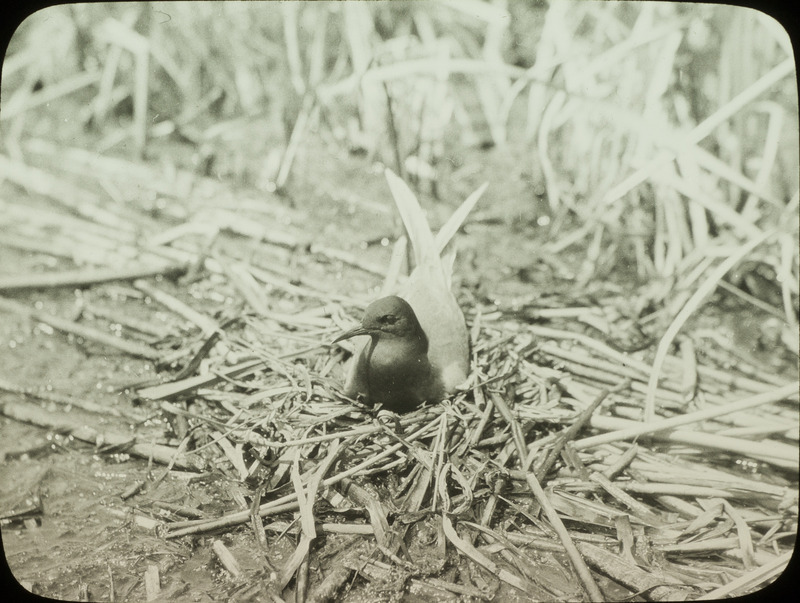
[211,540,242,578]
[278,442,341,589]
[602,58,795,206]
[136,339,328,401]
[535,381,628,480]
[0,376,144,420]
[0,263,189,292]
[0,398,200,470]
[0,296,161,360]
[441,514,536,593]
[165,419,440,539]
[697,549,792,600]
[84,302,173,339]
[1,70,102,121]
[576,541,692,601]
[490,392,605,601]
[133,279,218,336]
[581,382,799,458]
[0,155,142,232]
[162,467,347,538]
[643,229,777,422]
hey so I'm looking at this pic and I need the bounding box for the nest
[138,293,797,602]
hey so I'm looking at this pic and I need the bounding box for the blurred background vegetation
[2,0,798,352]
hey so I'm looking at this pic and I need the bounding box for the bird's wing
[342,171,486,396]
[384,169,440,270]
[434,181,488,255]
[384,169,486,392]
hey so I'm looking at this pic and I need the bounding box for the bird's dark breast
[360,336,441,412]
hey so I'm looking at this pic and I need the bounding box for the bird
[333,170,487,413]
[332,295,441,413]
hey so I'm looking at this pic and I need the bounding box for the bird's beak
[332,325,370,344]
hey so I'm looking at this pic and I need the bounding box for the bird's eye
[380,314,397,325]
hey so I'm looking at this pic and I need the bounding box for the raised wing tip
[384,167,400,183]
[384,166,437,265]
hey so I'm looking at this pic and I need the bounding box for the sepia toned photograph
[0,1,797,601]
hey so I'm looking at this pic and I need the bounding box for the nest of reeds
[133,258,800,601]
[143,301,798,602]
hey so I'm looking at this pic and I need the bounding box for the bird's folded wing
[386,169,487,392]
[434,181,488,257]
[342,170,487,397]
